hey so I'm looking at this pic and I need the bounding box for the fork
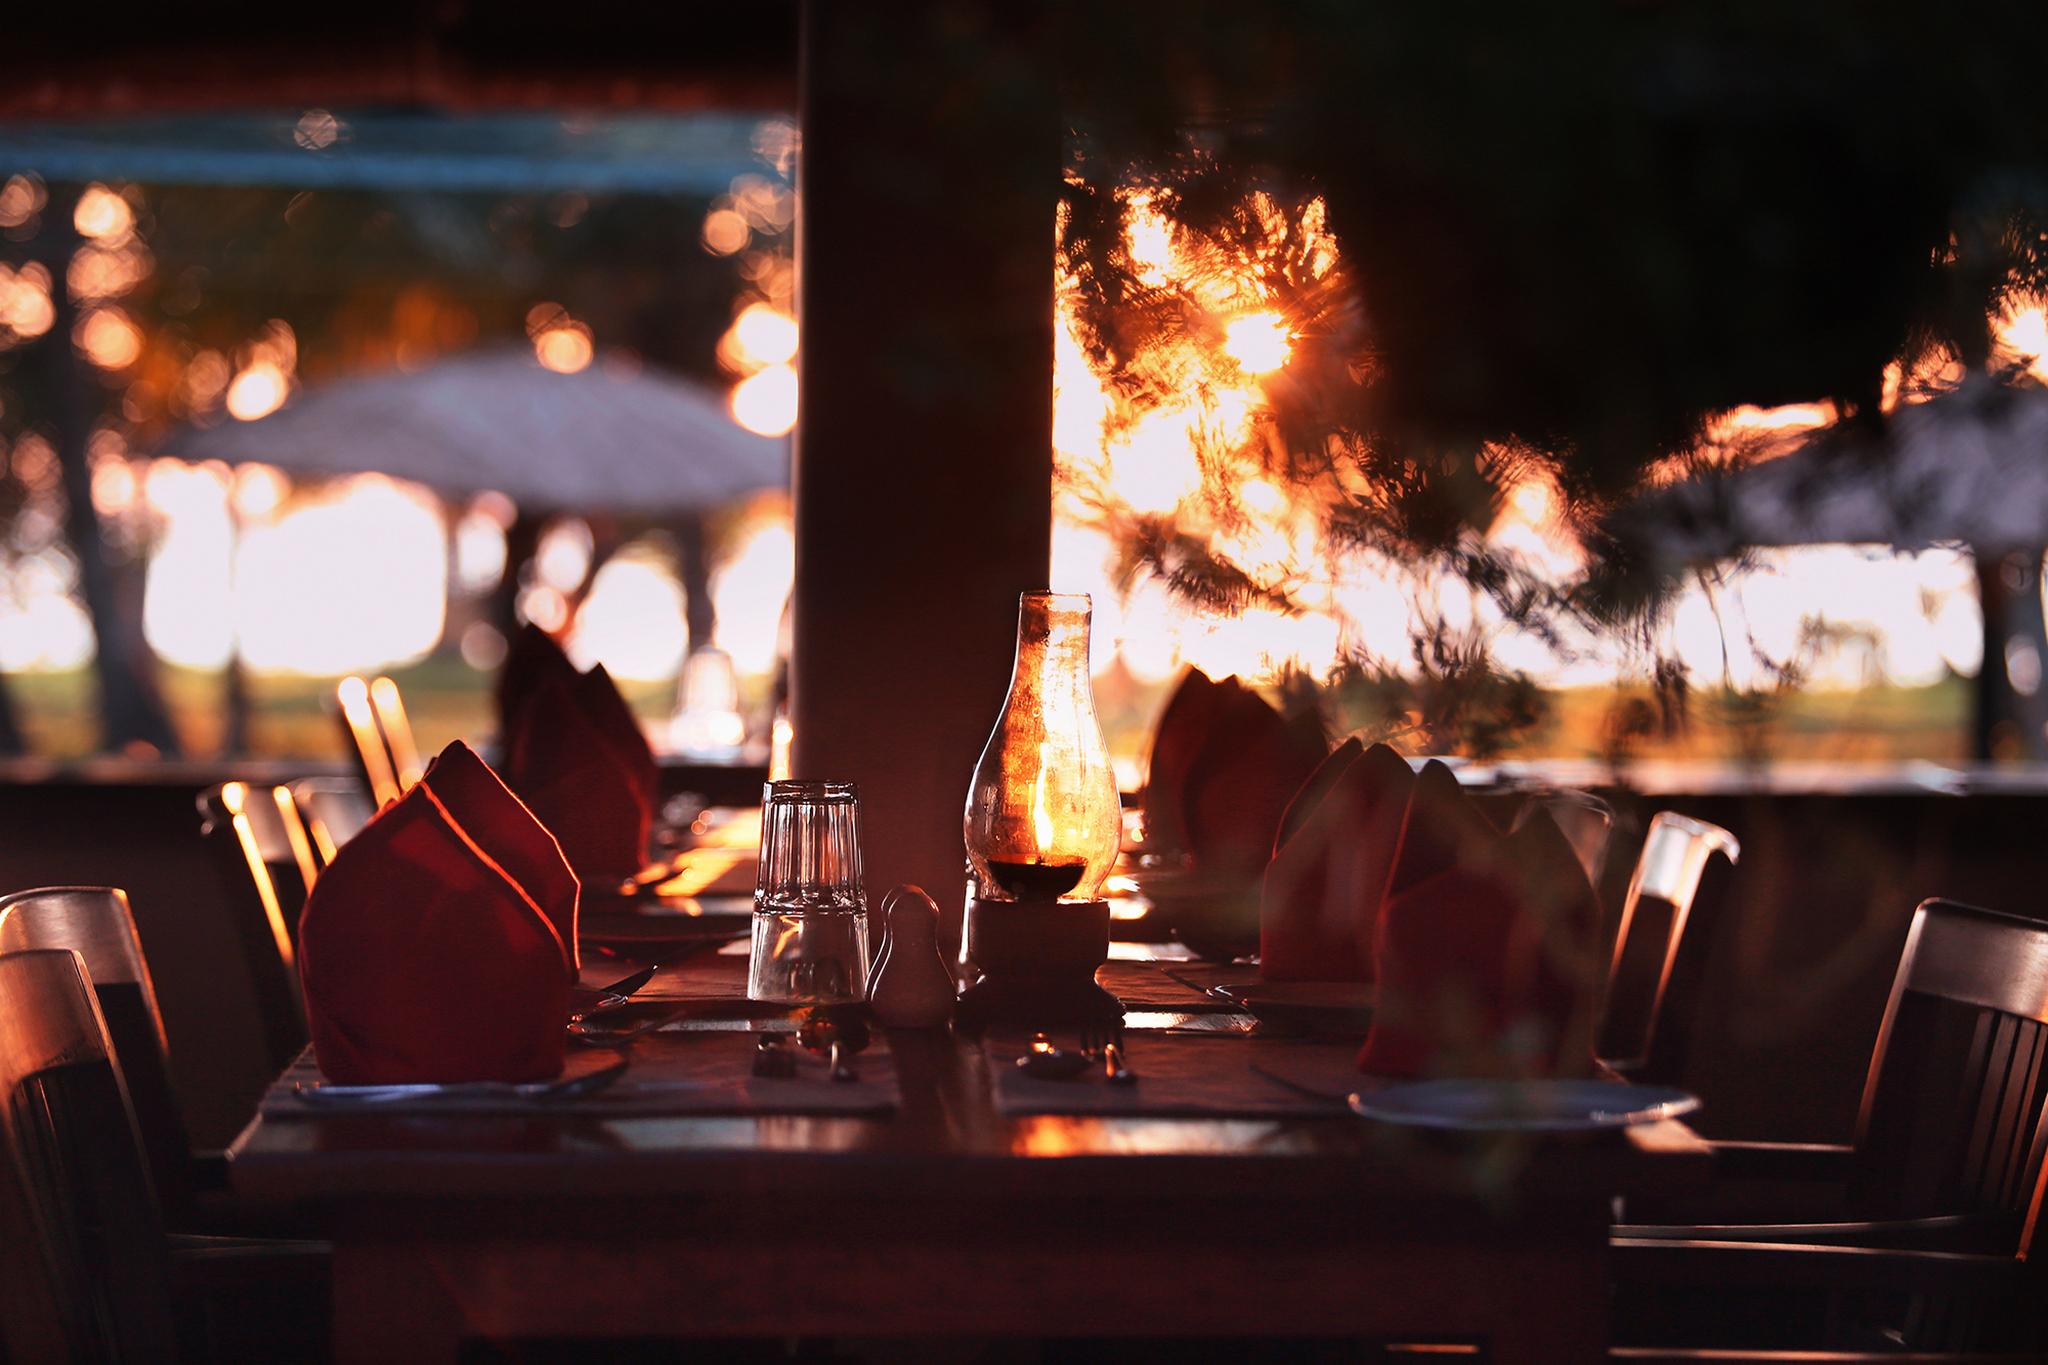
[1082,1020,1137,1085]
[296,1055,631,1106]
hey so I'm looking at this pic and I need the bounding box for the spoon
[1014,1031,1091,1080]
[795,1007,872,1082]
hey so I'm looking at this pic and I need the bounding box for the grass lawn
[4,658,1974,769]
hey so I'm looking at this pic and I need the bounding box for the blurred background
[1,96,2043,780]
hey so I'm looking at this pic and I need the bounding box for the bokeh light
[226,361,289,421]
[72,184,134,242]
[567,554,689,681]
[730,363,798,436]
[728,303,798,367]
[74,306,143,369]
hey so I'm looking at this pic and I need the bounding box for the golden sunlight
[1221,312,1292,375]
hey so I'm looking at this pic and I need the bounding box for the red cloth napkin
[1141,668,1235,858]
[496,623,582,738]
[1142,670,1326,882]
[1357,760,1601,1079]
[497,626,659,882]
[297,741,580,1084]
[1259,740,1416,981]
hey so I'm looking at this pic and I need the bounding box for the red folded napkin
[497,626,659,882]
[1141,668,1236,858]
[297,741,580,1084]
[1357,760,1601,1079]
[1179,684,1328,886]
[1259,739,1416,981]
[1141,670,1324,879]
[495,622,580,736]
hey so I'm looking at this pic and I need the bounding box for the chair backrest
[335,674,421,809]
[1598,812,1741,1073]
[0,948,178,1363]
[369,675,425,791]
[288,777,375,868]
[195,783,309,1074]
[1853,899,2048,1249]
[0,887,194,1221]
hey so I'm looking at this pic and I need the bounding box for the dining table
[229,892,1713,1365]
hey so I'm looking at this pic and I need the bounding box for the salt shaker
[867,885,956,1028]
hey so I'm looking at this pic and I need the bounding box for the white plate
[1345,1079,1699,1132]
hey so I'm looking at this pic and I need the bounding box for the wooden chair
[335,674,421,809]
[0,947,181,1362]
[1614,898,2048,1352]
[1599,812,1741,1075]
[0,886,198,1224]
[195,783,308,1076]
[287,777,375,868]
[0,948,327,1363]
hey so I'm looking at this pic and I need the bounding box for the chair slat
[0,949,178,1363]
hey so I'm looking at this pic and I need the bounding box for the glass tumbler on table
[748,780,870,1004]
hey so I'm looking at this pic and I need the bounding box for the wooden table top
[228,937,1712,1217]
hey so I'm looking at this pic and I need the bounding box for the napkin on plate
[1356,760,1601,1079]
[1258,739,1416,981]
[297,741,580,1084]
[497,626,659,882]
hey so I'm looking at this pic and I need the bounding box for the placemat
[987,1030,1365,1118]
[1094,960,1243,1011]
[262,1029,899,1119]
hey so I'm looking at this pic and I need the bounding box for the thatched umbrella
[1627,377,2048,759]
[158,348,787,514]
[156,348,789,745]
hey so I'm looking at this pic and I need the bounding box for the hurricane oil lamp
[957,592,1124,1030]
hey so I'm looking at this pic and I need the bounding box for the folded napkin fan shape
[1356,760,1603,1079]
[1259,742,1602,1077]
[1259,739,1416,981]
[298,741,581,1085]
[497,624,660,882]
[1144,669,1327,884]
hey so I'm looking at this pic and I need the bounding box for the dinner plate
[1345,1079,1699,1132]
[1206,980,1376,1034]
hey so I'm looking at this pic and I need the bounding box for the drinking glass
[748,781,870,1004]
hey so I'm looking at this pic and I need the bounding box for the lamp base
[954,897,1122,1033]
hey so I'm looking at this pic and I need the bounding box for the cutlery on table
[1014,1031,1091,1080]
[751,1033,797,1078]
[795,1007,871,1083]
[569,964,659,1022]
[1082,1022,1137,1085]
[569,1004,710,1045]
[1246,1060,1351,1107]
[295,1056,631,1106]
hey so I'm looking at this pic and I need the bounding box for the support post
[791,0,1057,914]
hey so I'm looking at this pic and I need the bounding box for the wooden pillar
[792,1,1056,914]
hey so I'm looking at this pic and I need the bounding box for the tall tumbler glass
[748,781,870,1004]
